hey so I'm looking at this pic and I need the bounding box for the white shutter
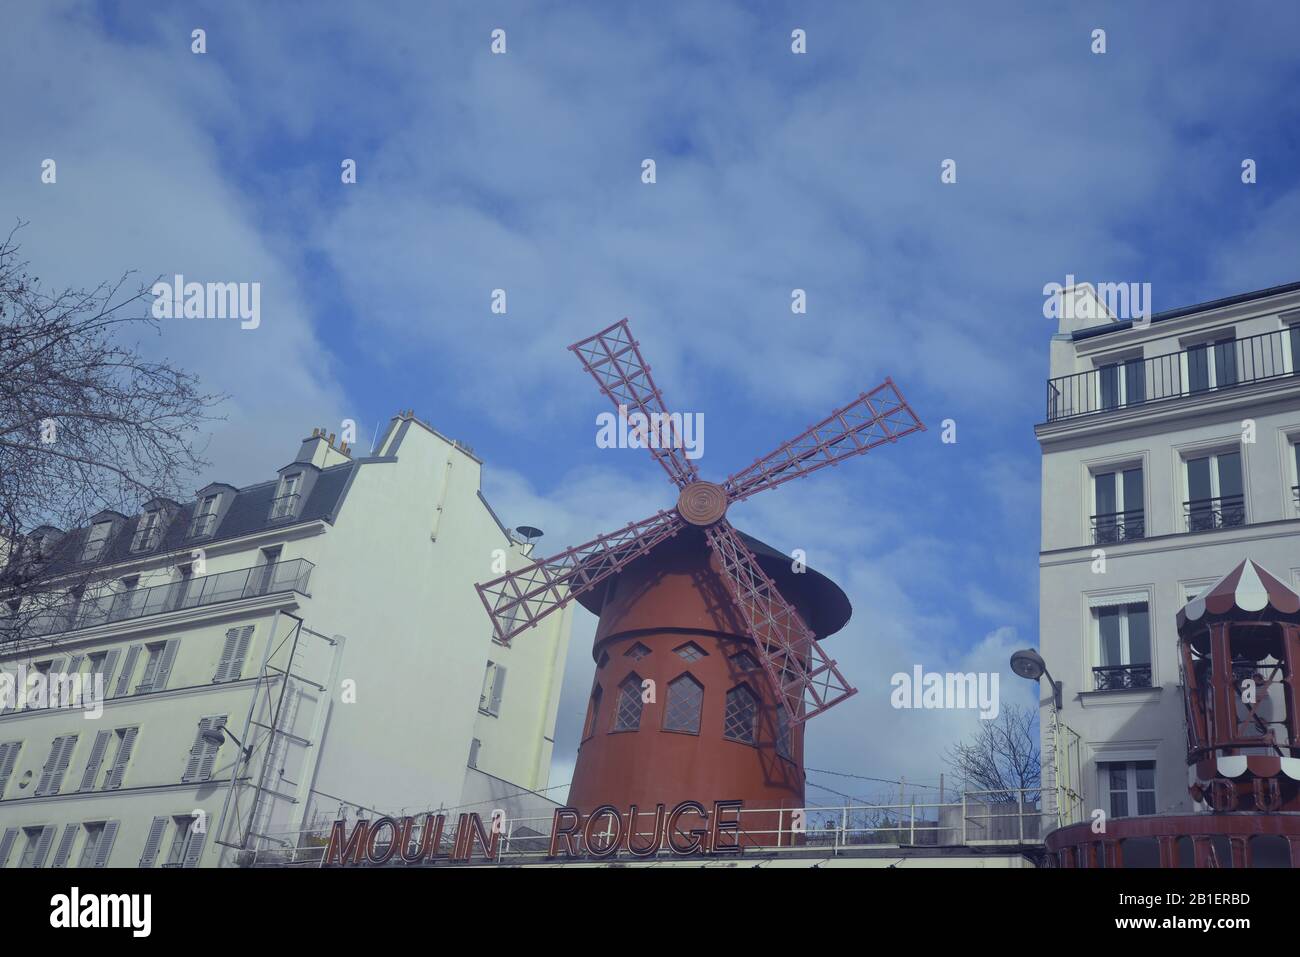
[213,628,241,682]
[196,717,227,782]
[1088,591,1149,609]
[92,821,119,867]
[152,638,180,691]
[489,665,507,714]
[138,816,168,868]
[48,734,78,794]
[51,823,78,867]
[114,644,142,697]
[30,825,56,867]
[183,827,207,868]
[35,736,63,795]
[79,730,113,791]
[65,654,84,678]
[0,742,20,797]
[103,728,138,790]
[0,827,17,866]
[98,648,121,696]
[181,718,214,783]
[226,626,254,682]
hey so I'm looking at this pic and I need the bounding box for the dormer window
[132,510,163,552]
[269,474,302,522]
[190,494,220,538]
[81,521,114,562]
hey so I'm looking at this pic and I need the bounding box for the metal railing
[1046,327,1297,422]
[1093,663,1152,691]
[269,493,301,521]
[1184,494,1245,532]
[18,559,313,639]
[245,788,1046,867]
[1090,510,1144,544]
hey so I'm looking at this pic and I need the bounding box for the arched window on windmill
[723,684,759,745]
[664,674,704,734]
[613,674,644,732]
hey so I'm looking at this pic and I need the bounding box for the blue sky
[3,0,1299,805]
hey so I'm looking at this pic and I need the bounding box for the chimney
[295,427,353,468]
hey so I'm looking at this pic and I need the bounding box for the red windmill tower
[476,319,924,851]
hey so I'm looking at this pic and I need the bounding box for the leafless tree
[0,221,223,637]
[945,704,1041,800]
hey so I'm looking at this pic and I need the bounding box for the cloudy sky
[4,1,1298,807]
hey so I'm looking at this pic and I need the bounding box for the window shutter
[65,654,84,677]
[51,823,78,867]
[183,827,207,867]
[98,648,121,696]
[31,825,56,867]
[181,719,212,783]
[79,730,112,791]
[214,628,240,682]
[35,736,63,795]
[104,728,138,790]
[489,666,507,714]
[197,717,227,782]
[227,626,254,682]
[152,639,180,691]
[46,657,66,675]
[138,816,168,867]
[113,645,142,698]
[92,821,119,868]
[0,828,17,867]
[0,742,20,797]
[48,734,78,794]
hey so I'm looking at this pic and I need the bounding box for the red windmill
[476,318,924,846]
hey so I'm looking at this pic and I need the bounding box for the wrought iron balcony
[268,492,301,522]
[1090,509,1144,545]
[1184,494,1245,533]
[1093,663,1153,691]
[15,559,313,640]
[1046,327,1297,422]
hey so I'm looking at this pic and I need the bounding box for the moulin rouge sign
[323,799,745,866]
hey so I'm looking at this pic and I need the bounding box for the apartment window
[135,639,179,694]
[479,661,506,717]
[76,822,120,868]
[664,674,704,734]
[1092,466,1144,544]
[1101,761,1157,818]
[723,685,758,744]
[170,564,195,612]
[493,604,522,644]
[1093,603,1152,690]
[270,474,302,521]
[1186,335,1237,393]
[1098,356,1145,410]
[190,494,220,538]
[0,741,22,799]
[101,728,139,790]
[181,716,227,784]
[214,625,255,683]
[165,815,205,868]
[468,738,481,769]
[1291,440,1300,512]
[19,826,55,868]
[81,521,113,562]
[131,510,162,552]
[250,547,282,596]
[674,642,707,663]
[35,735,78,796]
[612,675,644,732]
[110,576,141,620]
[1184,450,1244,532]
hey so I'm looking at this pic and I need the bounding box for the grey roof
[1072,279,1300,342]
[34,462,355,577]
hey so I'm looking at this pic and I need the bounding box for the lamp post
[201,725,253,760]
[1010,648,1062,710]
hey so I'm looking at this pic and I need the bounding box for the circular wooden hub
[676,481,728,526]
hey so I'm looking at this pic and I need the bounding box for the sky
[3,0,1298,808]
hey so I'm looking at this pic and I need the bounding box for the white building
[0,413,571,867]
[1036,280,1300,825]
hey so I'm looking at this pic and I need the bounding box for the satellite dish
[514,526,543,545]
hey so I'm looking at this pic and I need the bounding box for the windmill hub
[676,480,728,526]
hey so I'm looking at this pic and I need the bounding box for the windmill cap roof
[1177,559,1300,633]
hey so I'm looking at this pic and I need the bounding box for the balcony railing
[16,559,313,640]
[268,493,301,522]
[1090,509,1144,545]
[1093,663,1153,691]
[1184,494,1245,533]
[1046,327,1297,422]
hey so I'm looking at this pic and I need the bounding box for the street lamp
[1010,648,1063,710]
[201,725,253,760]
